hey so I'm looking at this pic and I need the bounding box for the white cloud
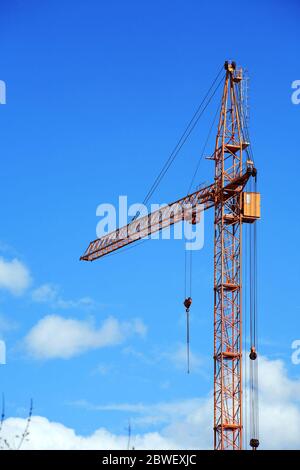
[0,314,18,335]
[31,284,58,303]
[31,283,95,310]
[122,343,203,374]
[0,339,6,365]
[0,416,176,450]
[0,257,31,296]
[24,315,147,360]
[258,355,300,401]
[55,297,94,309]
[162,343,202,373]
[91,363,113,376]
[253,355,300,449]
[71,396,212,446]
[0,398,213,450]
[71,355,300,450]
[1,356,300,449]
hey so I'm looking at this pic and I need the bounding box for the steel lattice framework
[213,62,246,449]
[80,173,251,262]
[81,61,257,450]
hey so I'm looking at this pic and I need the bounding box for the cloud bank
[0,257,31,295]
[24,315,147,359]
[1,356,300,449]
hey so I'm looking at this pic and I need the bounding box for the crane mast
[213,61,246,450]
[81,61,260,450]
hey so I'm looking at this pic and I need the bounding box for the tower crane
[80,61,261,450]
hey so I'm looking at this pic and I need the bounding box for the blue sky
[0,0,299,449]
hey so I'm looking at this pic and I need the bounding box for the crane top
[224,60,243,82]
[224,60,236,72]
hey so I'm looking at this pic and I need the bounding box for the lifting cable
[133,65,225,219]
[0,393,5,438]
[141,69,224,206]
[183,97,223,374]
[184,244,193,374]
[249,171,259,450]
[244,222,249,449]
[238,75,259,449]
[187,102,221,195]
[237,82,255,166]
[130,67,226,375]
[183,295,192,374]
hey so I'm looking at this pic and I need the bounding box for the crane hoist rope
[129,66,225,226]
[244,223,249,449]
[184,248,193,374]
[183,100,222,374]
[183,296,192,374]
[187,102,221,196]
[237,81,255,166]
[248,170,259,450]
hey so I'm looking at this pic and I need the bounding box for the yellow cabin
[242,192,261,223]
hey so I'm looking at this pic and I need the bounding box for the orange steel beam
[213,61,246,450]
[80,170,251,262]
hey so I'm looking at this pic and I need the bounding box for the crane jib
[80,169,251,262]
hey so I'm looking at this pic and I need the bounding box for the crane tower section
[213,61,248,450]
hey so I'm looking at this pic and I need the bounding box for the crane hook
[183,297,192,374]
[184,297,192,311]
[249,345,257,361]
[250,438,259,450]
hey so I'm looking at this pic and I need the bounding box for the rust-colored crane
[81,61,260,450]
